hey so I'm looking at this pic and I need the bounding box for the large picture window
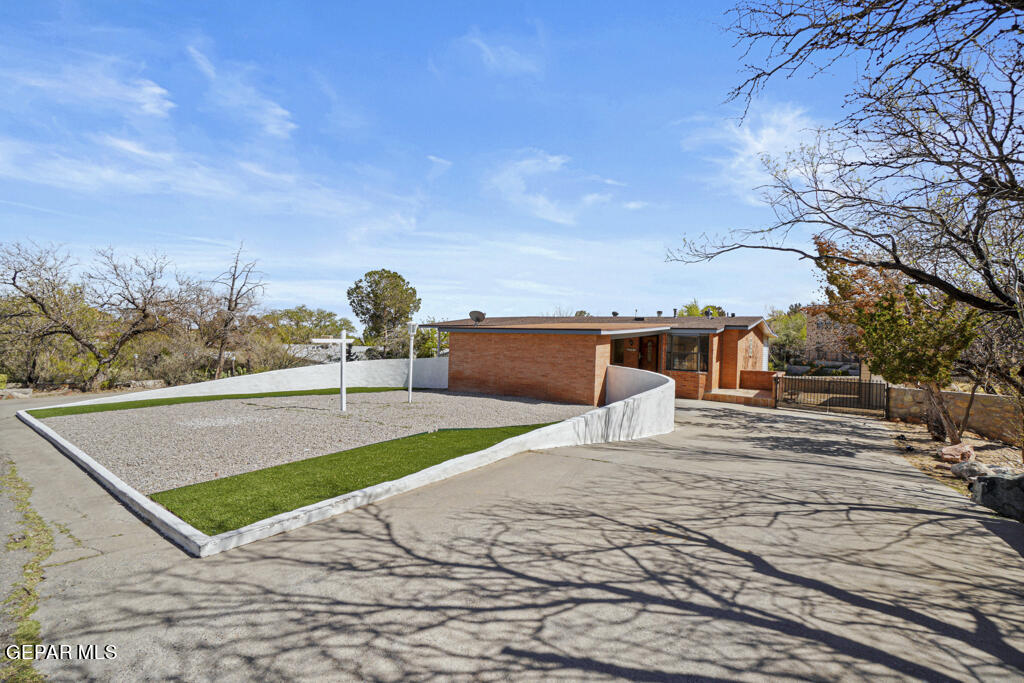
[667,335,708,372]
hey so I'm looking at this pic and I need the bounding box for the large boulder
[972,474,1024,522]
[951,461,993,480]
[939,443,975,462]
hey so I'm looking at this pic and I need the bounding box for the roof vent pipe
[673,308,678,316]
[657,310,663,317]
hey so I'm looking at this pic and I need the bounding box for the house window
[667,335,708,372]
[612,338,626,364]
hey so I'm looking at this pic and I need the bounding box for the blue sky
[0,1,852,325]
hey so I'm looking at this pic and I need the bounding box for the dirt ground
[885,420,1023,495]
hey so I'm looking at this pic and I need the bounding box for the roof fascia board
[441,326,671,336]
[668,328,723,336]
[607,328,671,339]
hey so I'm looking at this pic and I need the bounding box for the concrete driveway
[2,396,1024,681]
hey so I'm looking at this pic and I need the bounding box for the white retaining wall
[71,357,450,406]
[19,364,676,557]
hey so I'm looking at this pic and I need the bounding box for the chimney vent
[657,310,663,317]
[673,308,678,316]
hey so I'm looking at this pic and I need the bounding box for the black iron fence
[775,375,888,415]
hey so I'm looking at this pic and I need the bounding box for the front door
[639,336,658,371]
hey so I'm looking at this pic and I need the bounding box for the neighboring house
[286,341,371,363]
[427,315,777,406]
[804,312,859,363]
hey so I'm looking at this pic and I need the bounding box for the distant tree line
[0,242,437,391]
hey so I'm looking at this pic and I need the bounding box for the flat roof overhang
[427,325,672,336]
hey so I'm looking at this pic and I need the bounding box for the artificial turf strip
[26,387,400,419]
[150,424,550,535]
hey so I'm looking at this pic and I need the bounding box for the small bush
[0,373,6,389]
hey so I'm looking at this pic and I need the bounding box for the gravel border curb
[16,367,674,557]
[16,410,209,556]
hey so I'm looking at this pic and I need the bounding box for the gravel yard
[42,391,590,494]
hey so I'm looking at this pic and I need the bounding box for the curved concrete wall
[71,357,449,406]
[21,361,677,556]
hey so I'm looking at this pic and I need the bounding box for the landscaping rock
[971,474,1024,522]
[951,461,993,480]
[129,379,166,389]
[939,443,975,462]
[0,389,32,400]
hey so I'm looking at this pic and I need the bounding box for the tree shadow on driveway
[40,446,1024,681]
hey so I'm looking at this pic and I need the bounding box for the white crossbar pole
[340,330,347,412]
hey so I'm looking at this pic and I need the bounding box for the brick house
[427,315,778,407]
[804,312,858,363]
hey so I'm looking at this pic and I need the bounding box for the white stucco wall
[70,357,449,406]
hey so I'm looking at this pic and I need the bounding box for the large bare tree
[0,242,186,390]
[675,0,1024,383]
[209,245,264,379]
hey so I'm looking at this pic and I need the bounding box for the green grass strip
[27,386,401,419]
[151,424,549,535]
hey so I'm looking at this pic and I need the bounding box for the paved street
[2,396,1024,680]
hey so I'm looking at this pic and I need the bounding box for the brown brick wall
[448,332,606,405]
[740,370,782,391]
[720,329,740,389]
[709,333,721,391]
[665,370,706,399]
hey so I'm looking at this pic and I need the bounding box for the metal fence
[775,375,888,415]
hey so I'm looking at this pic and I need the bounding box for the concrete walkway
[2,396,1023,680]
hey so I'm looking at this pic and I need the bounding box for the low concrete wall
[70,357,450,406]
[888,386,1022,445]
[21,364,677,557]
[207,366,676,555]
[740,370,782,391]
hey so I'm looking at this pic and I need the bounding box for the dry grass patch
[885,420,1022,496]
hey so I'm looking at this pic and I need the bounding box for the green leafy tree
[264,305,356,344]
[573,310,590,317]
[767,306,806,368]
[856,287,979,444]
[346,269,421,358]
[678,299,724,317]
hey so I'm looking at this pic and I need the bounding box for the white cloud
[426,154,453,180]
[461,27,542,77]
[686,103,818,205]
[623,200,649,210]
[0,135,413,224]
[0,60,174,117]
[590,175,626,187]
[187,45,297,138]
[581,192,611,206]
[314,73,367,134]
[487,152,577,225]
[486,151,628,226]
[99,135,174,163]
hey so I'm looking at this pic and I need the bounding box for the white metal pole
[340,330,347,412]
[407,329,415,403]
